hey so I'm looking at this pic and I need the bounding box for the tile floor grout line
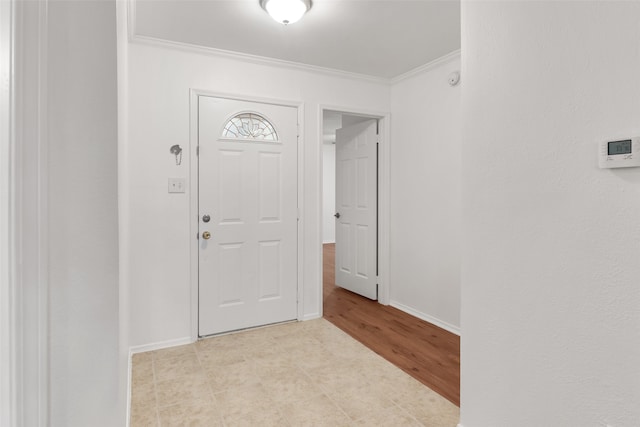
[272,392,295,427]
[150,356,160,426]
[194,343,220,425]
[315,387,359,424]
[131,318,458,426]
[389,398,428,427]
[295,347,374,425]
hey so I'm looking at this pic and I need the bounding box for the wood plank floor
[322,243,460,406]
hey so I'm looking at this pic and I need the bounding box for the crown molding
[127,0,460,86]
[390,49,461,84]
[127,0,136,41]
[127,0,388,84]
[129,33,391,85]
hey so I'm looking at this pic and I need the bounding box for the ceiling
[133,0,461,79]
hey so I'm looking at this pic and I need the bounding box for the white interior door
[198,96,298,336]
[335,119,378,300]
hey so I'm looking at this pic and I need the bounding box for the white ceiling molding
[127,0,460,85]
[127,0,137,41]
[129,32,461,87]
[390,49,461,85]
[129,33,391,85]
[127,0,389,85]
[128,0,461,81]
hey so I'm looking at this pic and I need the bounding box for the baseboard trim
[302,312,322,322]
[389,300,460,336]
[129,336,194,355]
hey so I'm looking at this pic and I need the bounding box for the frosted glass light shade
[260,0,311,25]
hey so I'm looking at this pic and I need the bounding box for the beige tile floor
[130,318,459,427]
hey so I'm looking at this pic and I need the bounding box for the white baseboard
[302,312,322,321]
[389,300,460,336]
[129,336,194,355]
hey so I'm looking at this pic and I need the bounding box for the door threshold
[198,319,298,340]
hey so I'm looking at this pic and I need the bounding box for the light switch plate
[168,178,186,193]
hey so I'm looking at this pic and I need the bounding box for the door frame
[318,105,391,310]
[2,1,50,425]
[189,89,305,341]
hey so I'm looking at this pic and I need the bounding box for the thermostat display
[608,139,632,155]
[599,137,640,168]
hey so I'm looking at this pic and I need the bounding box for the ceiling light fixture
[260,0,311,25]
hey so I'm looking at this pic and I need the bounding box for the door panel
[335,120,377,300]
[198,96,298,336]
[219,150,243,222]
[258,152,282,221]
[219,243,243,305]
[258,240,281,299]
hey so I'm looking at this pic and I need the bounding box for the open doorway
[319,106,391,309]
[321,106,393,325]
[323,111,379,300]
[320,108,461,406]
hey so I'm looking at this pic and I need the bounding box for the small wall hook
[170,144,183,165]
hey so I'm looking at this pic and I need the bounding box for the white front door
[335,120,378,300]
[198,96,298,336]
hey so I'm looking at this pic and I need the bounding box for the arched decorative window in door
[221,112,279,141]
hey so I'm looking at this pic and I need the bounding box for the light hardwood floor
[322,243,460,406]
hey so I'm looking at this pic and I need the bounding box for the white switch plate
[168,178,186,193]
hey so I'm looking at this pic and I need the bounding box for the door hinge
[196,146,199,156]
[196,232,199,240]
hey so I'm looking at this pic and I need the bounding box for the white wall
[48,1,122,426]
[461,2,640,426]
[124,42,390,347]
[322,143,336,243]
[389,56,461,333]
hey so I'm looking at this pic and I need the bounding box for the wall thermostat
[599,137,640,168]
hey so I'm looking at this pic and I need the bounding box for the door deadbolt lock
[202,214,210,223]
[202,231,211,240]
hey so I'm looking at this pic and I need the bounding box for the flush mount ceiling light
[260,0,312,25]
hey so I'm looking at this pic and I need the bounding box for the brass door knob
[202,231,211,240]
